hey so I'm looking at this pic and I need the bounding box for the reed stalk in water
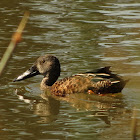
[0,12,29,76]
[131,107,138,140]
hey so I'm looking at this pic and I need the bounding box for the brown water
[0,0,140,139]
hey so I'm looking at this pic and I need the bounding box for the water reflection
[33,96,60,123]
[15,88,129,126]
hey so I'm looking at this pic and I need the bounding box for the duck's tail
[87,66,129,93]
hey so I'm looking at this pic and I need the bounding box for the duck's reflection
[15,89,128,125]
[15,89,60,123]
[33,96,60,123]
[41,92,126,125]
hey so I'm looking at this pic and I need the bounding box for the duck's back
[51,67,127,96]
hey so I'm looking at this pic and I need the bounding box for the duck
[14,54,127,96]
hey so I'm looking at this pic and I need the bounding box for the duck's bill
[13,66,40,82]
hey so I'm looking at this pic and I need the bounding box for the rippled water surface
[0,0,140,139]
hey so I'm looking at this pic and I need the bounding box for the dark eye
[42,60,45,63]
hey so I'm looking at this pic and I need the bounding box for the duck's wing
[84,66,128,93]
[51,67,128,96]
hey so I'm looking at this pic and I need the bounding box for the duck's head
[14,55,61,86]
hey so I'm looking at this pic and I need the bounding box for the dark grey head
[14,55,61,86]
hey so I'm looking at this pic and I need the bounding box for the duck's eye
[42,60,45,63]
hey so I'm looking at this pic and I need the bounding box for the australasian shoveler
[14,54,128,96]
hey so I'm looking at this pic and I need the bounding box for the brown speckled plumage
[14,54,128,96]
[51,75,93,96]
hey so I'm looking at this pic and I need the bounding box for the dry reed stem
[131,107,138,140]
[0,12,29,76]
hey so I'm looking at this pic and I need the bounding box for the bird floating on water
[14,54,127,96]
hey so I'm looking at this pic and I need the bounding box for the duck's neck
[40,73,59,90]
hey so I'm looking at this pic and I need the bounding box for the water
[0,0,140,139]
